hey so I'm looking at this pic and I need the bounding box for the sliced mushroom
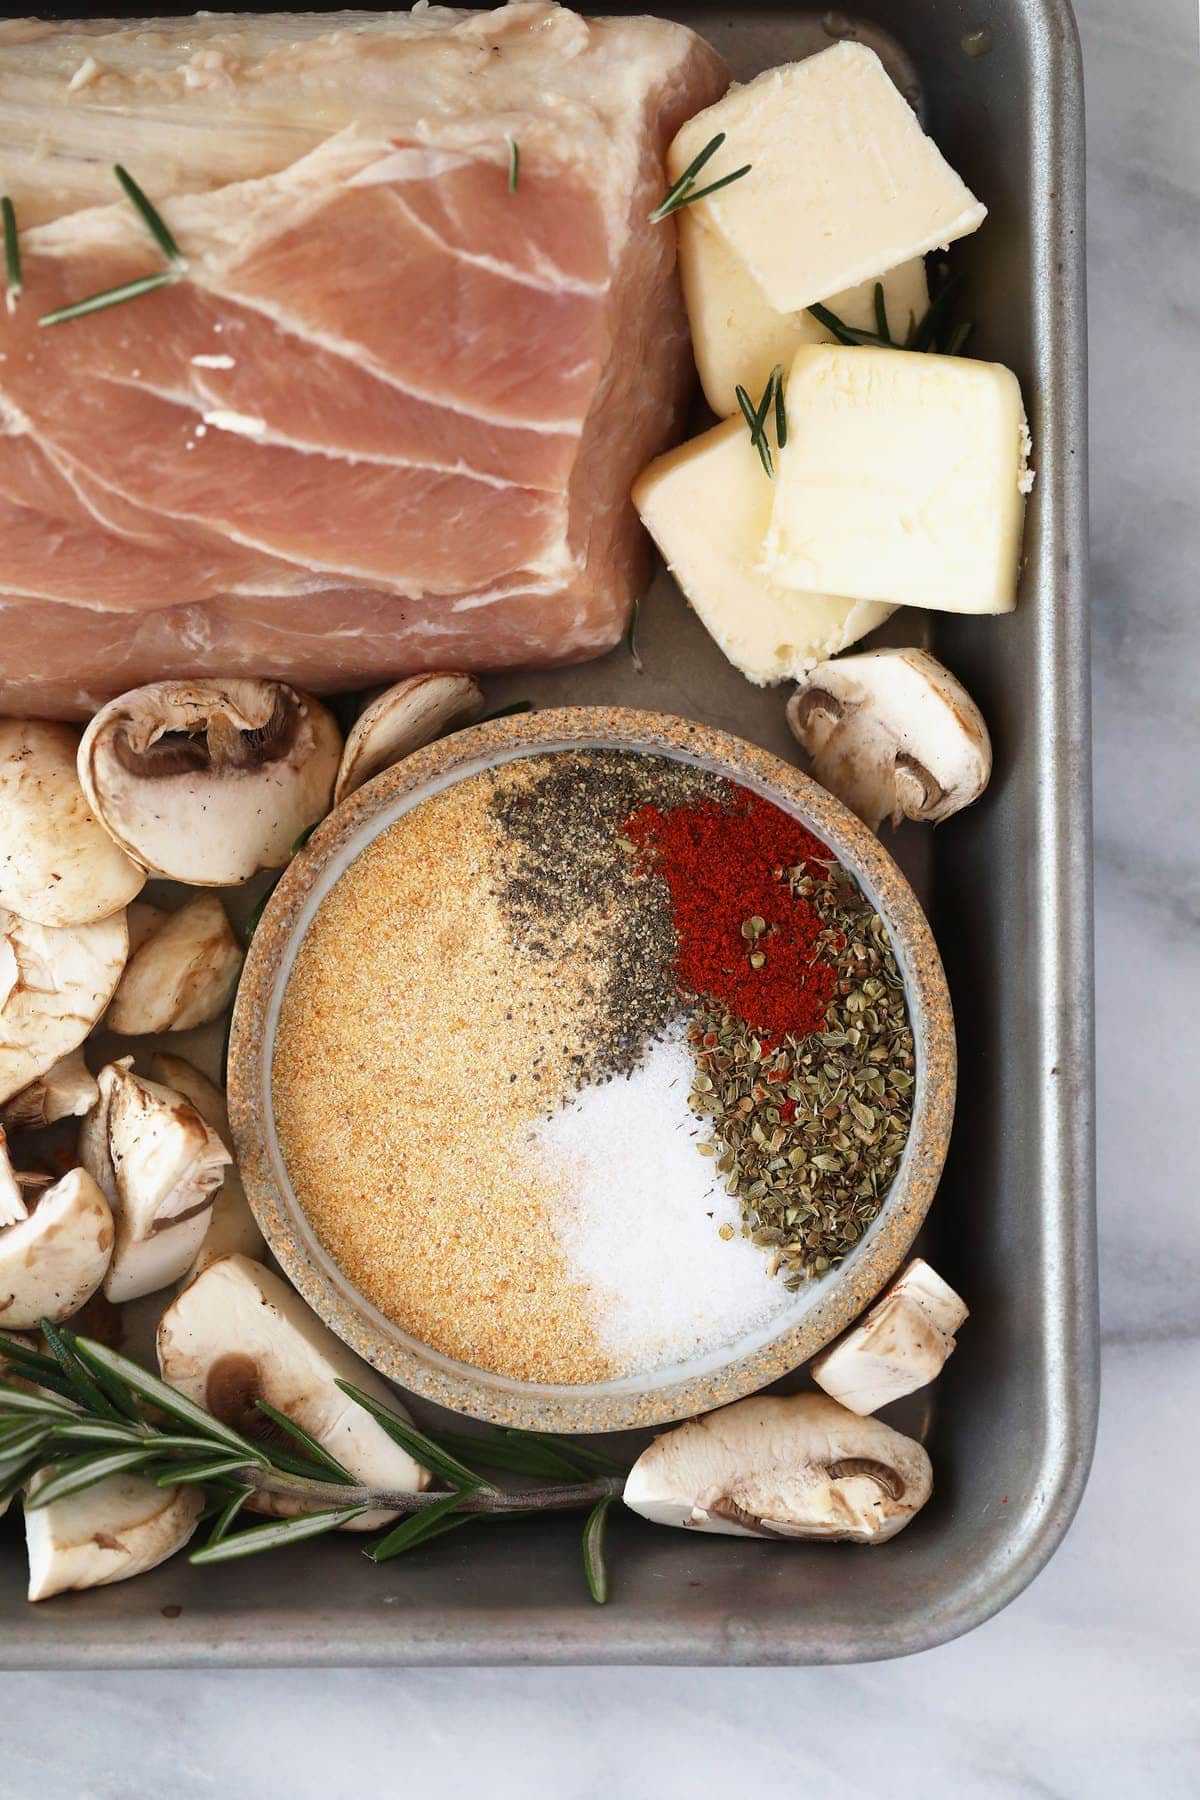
[150,1053,265,1276]
[25,1470,202,1601]
[787,648,992,831]
[0,1125,25,1228]
[334,674,485,804]
[623,1393,931,1544]
[106,895,243,1036]
[158,1255,430,1529]
[0,908,128,1106]
[78,680,342,886]
[0,720,145,928]
[811,1259,969,1415]
[80,1061,230,1303]
[1,1048,100,1132]
[0,1167,114,1328]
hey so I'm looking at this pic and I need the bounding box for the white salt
[527,1024,791,1377]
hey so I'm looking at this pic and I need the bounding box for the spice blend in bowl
[270,745,916,1388]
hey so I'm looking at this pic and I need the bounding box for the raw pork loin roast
[0,5,727,716]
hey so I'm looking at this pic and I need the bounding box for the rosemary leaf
[205,1485,255,1546]
[254,1399,355,1484]
[39,270,174,329]
[507,136,520,194]
[140,1433,243,1457]
[190,1506,369,1563]
[48,1419,145,1448]
[625,596,644,674]
[0,1382,81,1422]
[290,823,318,857]
[114,164,185,266]
[804,303,892,348]
[772,363,788,448]
[154,1454,261,1488]
[873,280,893,345]
[582,1494,614,1604]
[364,1484,484,1563]
[2,196,20,311]
[0,1460,43,1512]
[944,319,974,357]
[25,1446,163,1509]
[336,1381,497,1493]
[72,1338,265,1462]
[42,1319,124,1422]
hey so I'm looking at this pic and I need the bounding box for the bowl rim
[227,705,956,1432]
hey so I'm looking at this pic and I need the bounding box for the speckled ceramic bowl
[228,708,955,1432]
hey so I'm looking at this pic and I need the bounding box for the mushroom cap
[0,908,128,1105]
[25,1470,202,1601]
[0,720,146,928]
[158,1255,429,1528]
[623,1392,932,1543]
[811,1258,969,1415]
[0,1167,114,1329]
[149,1054,265,1276]
[334,674,485,804]
[787,648,992,831]
[106,894,243,1036]
[125,900,168,958]
[1,1048,100,1132]
[78,680,342,886]
[80,1062,231,1304]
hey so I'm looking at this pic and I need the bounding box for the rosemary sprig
[113,165,185,267]
[649,132,752,223]
[2,197,20,314]
[507,136,520,194]
[0,1329,626,1600]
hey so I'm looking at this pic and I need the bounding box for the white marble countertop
[4,0,1198,1790]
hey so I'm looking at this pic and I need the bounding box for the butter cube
[633,418,892,684]
[764,344,1032,614]
[669,42,985,314]
[678,209,929,416]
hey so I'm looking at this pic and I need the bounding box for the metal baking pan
[0,0,1096,1665]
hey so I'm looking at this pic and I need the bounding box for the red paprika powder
[621,791,838,1038]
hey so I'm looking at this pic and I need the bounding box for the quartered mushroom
[0,1166,114,1328]
[158,1254,430,1529]
[150,1053,265,1276]
[80,1060,230,1303]
[0,719,145,928]
[106,895,242,1036]
[1,1048,99,1132]
[78,679,342,887]
[812,1259,969,1415]
[25,1470,202,1601]
[787,648,992,831]
[0,907,128,1106]
[124,900,168,958]
[623,1392,932,1543]
[0,1126,26,1228]
[334,674,485,804]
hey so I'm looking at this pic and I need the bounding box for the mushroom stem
[242,1467,625,1515]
